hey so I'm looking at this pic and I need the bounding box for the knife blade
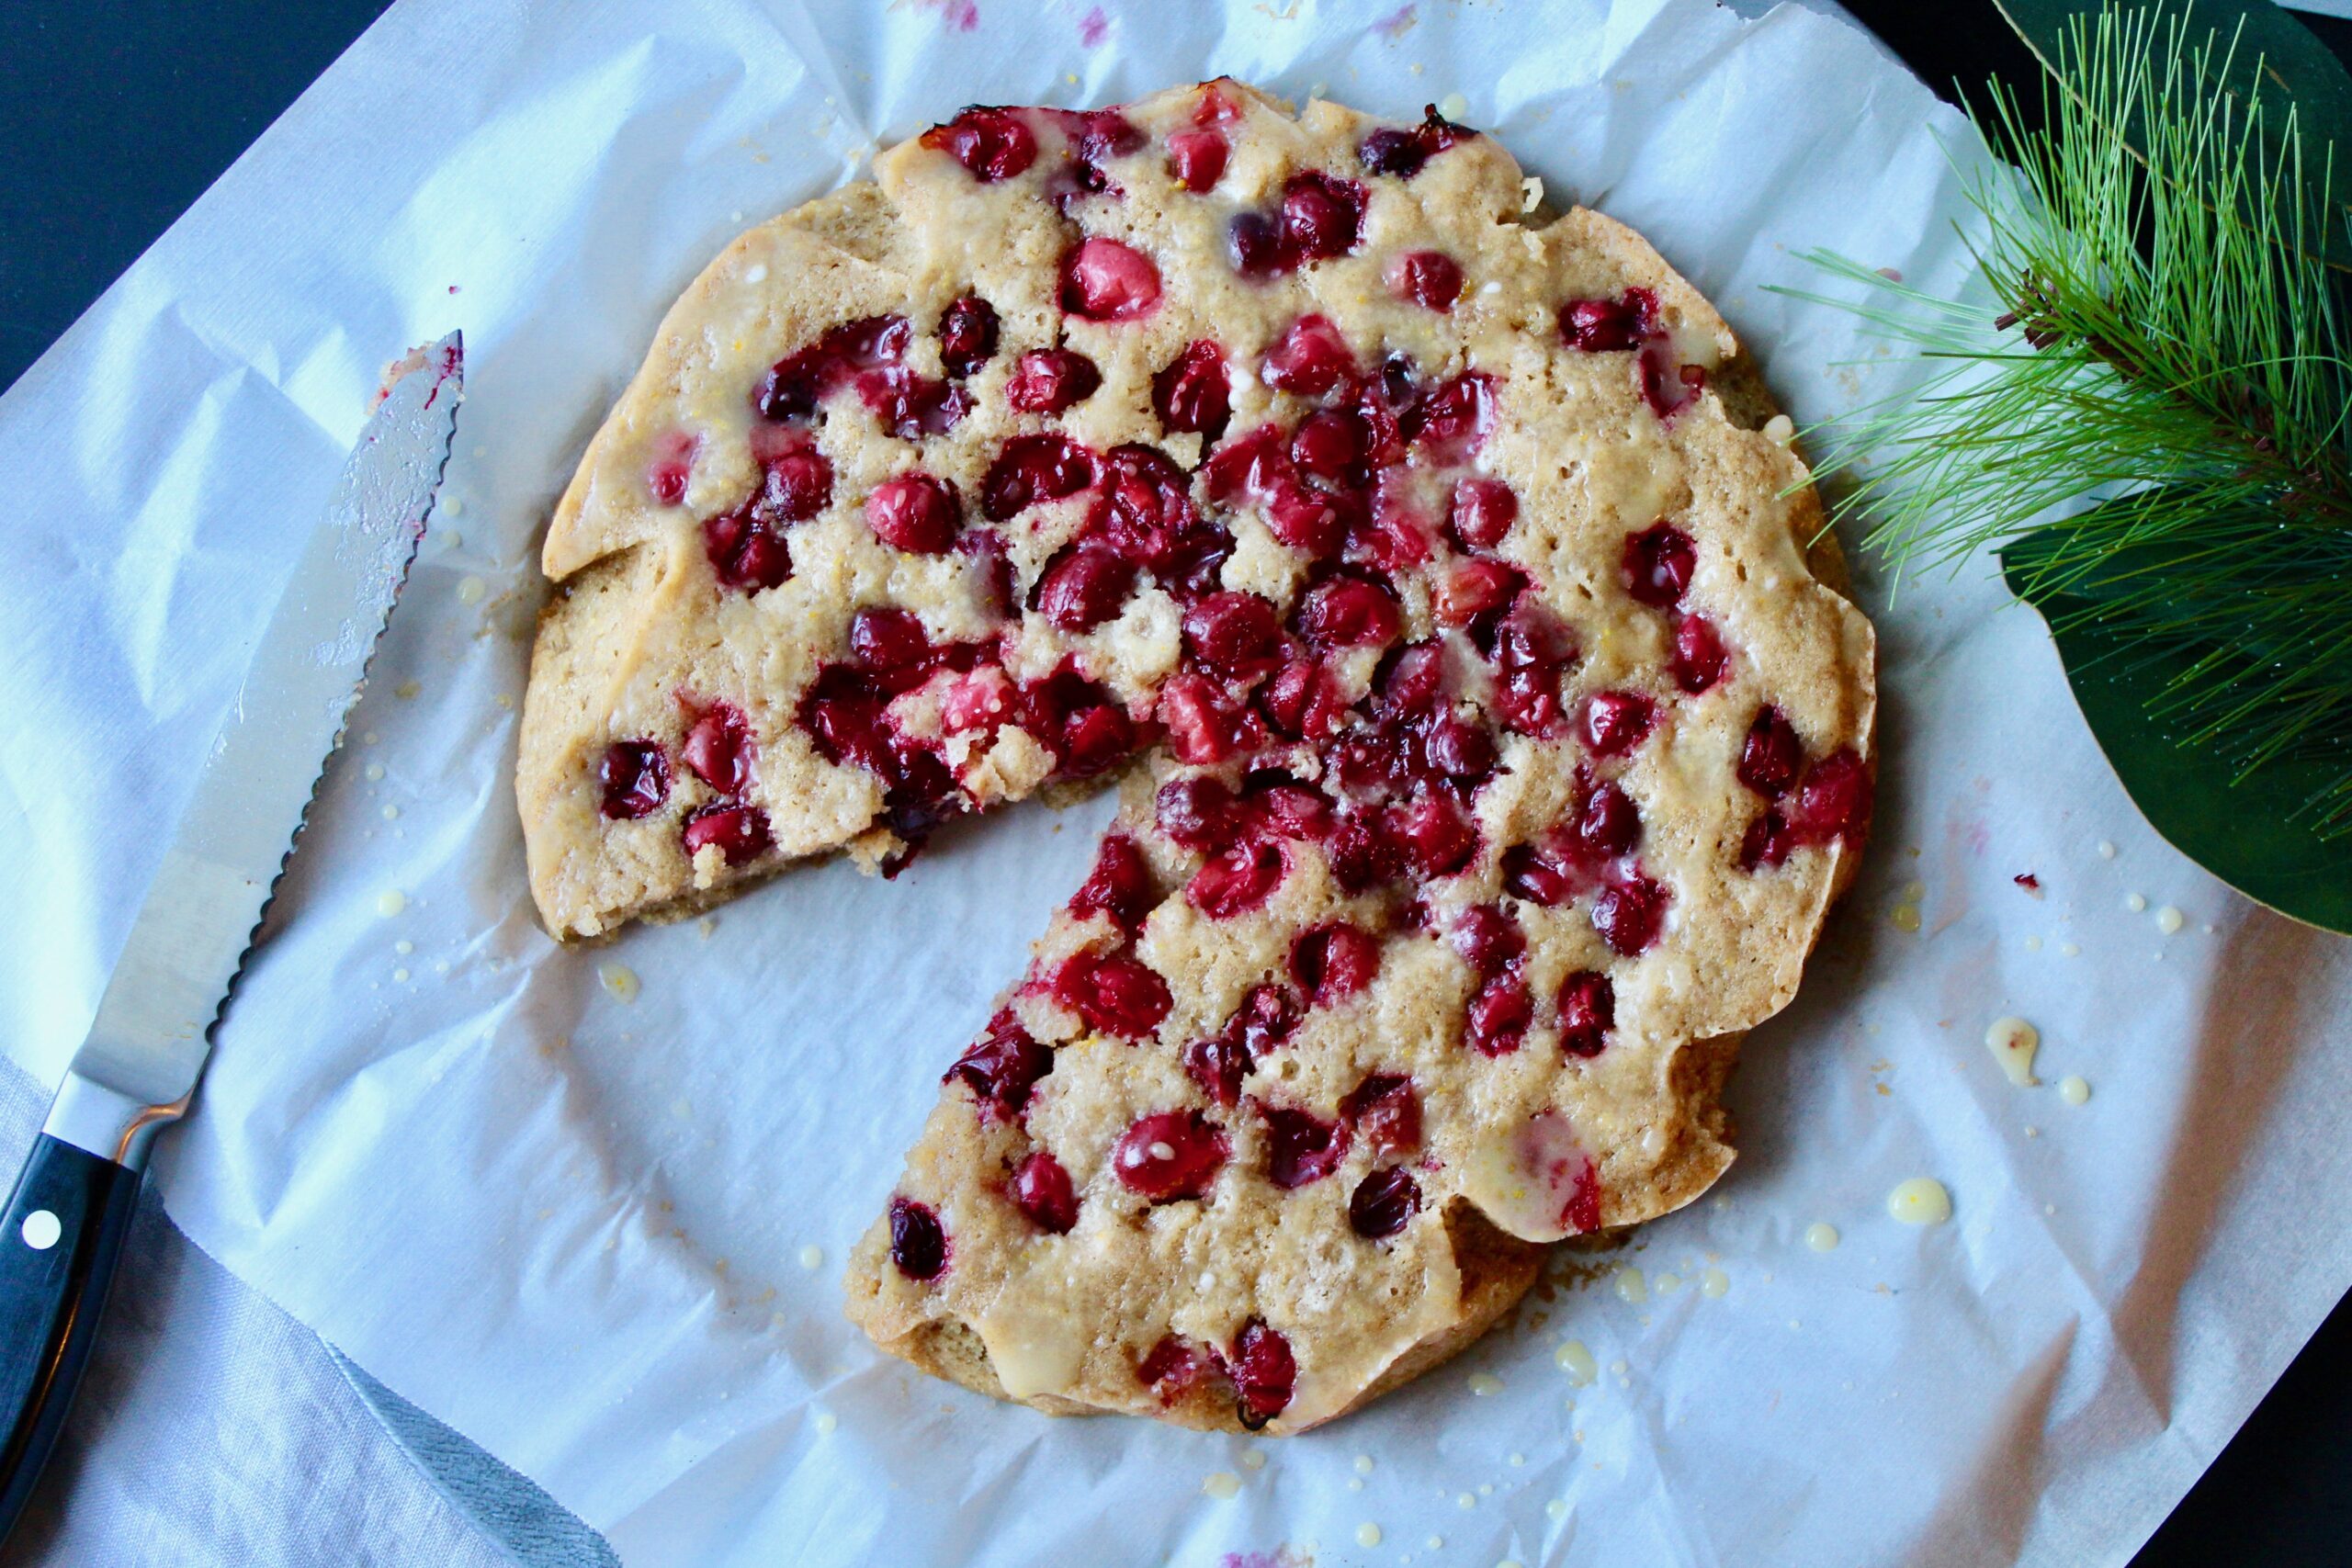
[0,331,463,1536]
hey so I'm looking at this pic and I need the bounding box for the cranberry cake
[517,82,1874,1432]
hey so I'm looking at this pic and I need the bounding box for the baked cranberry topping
[1737,705,1803,796]
[1386,250,1464,311]
[646,430,697,505]
[1341,1073,1422,1156]
[1449,903,1525,979]
[846,605,932,673]
[1227,210,1284,279]
[1137,1335,1220,1404]
[1668,614,1729,694]
[1577,779,1643,860]
[1287,408,1363,481]
[1011,1151,1079,1234]
[1356,105,1474,179]
[1282,171,1367,261]
[1489,594,1578,737]
[1297,573,1401,650]
[1592,872,1669,954]
[921,107,1037,182]
[1260,1101,1350,1189]
[1152,340,1231,436]
[1113,1111,1228,1201]
[1639,347,1707,422]
[1556,969,1615,1058]
[1395,789,1481,877]
[1034,542,1137,632]
[1046,950,1171,1039]
[1182,983,1300,1107]
[1565,1156,1604,1235]
[1186,838,1288,918]
[1446,478,1518,550]
[1182,591,1283,679]
[756,314,911,423]
[1500,840,1573,908]
[681,802,770,864]
[854,365,970,439]
[944,1009,1053,1122]
[936,296,1000,377]
[1349,1167,1421,1239]
[1006,349,1102,414]
[980,434,1096,520]
[598,740,670,820]
[1261,314,1356,397]
[1069,832,1155,931]
[1326,809,1406,894]
[1746,748,1872,868]
[865,473,962,555]
[1158,672,1257,765]
[1623,522,1696,607]
[1155,774,1237,852]
[1059,237,1162,321]
[680,700,753,795]
[1558,288,1658,354]
[1465,974,1533,1055]
[1230,1319,1295,1428]
[704,448,831,592]
[888,1196,948,1280]
[1580,690,1657,758]
[1290,922,1382,1006]
[1166,129,1229,192]
[1433,558,1525,627]
[1402,372,1495,463]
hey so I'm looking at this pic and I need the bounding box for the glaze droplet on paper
[599,963,640,1002]
[1804,1222,1839,1252]
[1612,1266,1648,1305]
[1554,1339,1597,1385]
[1202,1471,1240,1500]
[376,889,408,919]
[1984,1016,2040,1087]
[2154,905,2184,935]
[2060,1075,2091,1107]
[1887,1178,1951,1226]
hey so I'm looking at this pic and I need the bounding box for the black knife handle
[0,1134,141,1537]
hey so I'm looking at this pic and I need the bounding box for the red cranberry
[1385,250,1464,311]
[1280,171,1367,262]
[865,474,961,555]
[1249,778,1335,843]
[1060,237,1162,321]
[598,740,670,819]
[1158,673,1250,764]
[1341,1074,1422,1156]
[1182,591,1283,680]
[1558,288,1657,353]
[1230,1319,1295,1428]
[1349,1167,1421,1239]
[1006,349,1102,413]
[1297,575,1401,649]
[888,1196,948,1280]
[1263,479,1346,558]
[980,434,1096,520]
[1152,340,1231,436]
[1465,975,1533,1055]
[1668,614,1729,694]
[1227,210,1284,279]
[1070,833,1155,931]
[847,605,933,672]
[681,702,753,795]
[682,802,770,864]
[1374,642,1449,717]
[1623,522,1696,608]
[1186,839,1287,918]
[1420,711,1496,779]
[936,295,1000,377]
[1113,1111,1228,1201]
[1434,558,1525,626]
[1137,1335,1218,1404]
[1577,780,1642,860]
[1182,1036,1251,1108]
[757,316,910,423]
[921,107,1037,182]
[1394,790,1480,876]
[1261,314,1356,397]
[1260,1102,1350,1189]
[1260,655,1348,742]
[1011,1151,1079,1234]
[1050,951,1172,1039]
[1402,372,1495,462]
[1166,129,1228,191]
[854,366,971,439]
[1450,904,1524,979]
[1501,841,1574,907]
[944,1010,1053,1122]
[646,430,697,505]
[1356,105,1474,178]
[1581,691,1657,758]
[1738,705,1804,796]
[703,507,792,593]
[1556,969,1615,1058]
[1326,811,1405,893]
[1289,409,1364,480]
[1291,923,1382,1006]
[1639,347,1707,421]
[1788,748,1872,844]
[1054,701,1135,778]
[1156,774,1238,852]
[1035,543,1137,632]
[1447,479,1518,550]
[1592,874,1669,955]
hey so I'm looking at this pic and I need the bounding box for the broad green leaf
[1999,534,2352,933]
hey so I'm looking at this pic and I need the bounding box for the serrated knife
[0,332,463,1535]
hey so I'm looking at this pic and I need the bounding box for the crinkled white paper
[3,2,2349,1564]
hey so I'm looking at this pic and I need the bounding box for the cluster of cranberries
[1736,705,1872,868]
[1557,285,1707,423]
[596,697,772,865]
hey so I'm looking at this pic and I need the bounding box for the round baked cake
[517,81,1875,1433]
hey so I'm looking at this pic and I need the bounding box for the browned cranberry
[1501,840,1574,907]
[1450,904,1524,979]
[1156,774,1237,852]
[1291,923,1381,1006]
[922,107,1037,182]
[1035,543,1136,631]
[1349,1167,1421,1239]
[1341,1073,1421,1156]
[1386,250,1464,311]
[1261,314,1356,397]
[1738,705,1803,796]
[1181,591,1283,680]
[1668,614,1728,694]
[1433,558,1524,626]
[682,802,770,864]
[1070,833,1155,931]
[846,605,932,672]
[1049,951,1172,1038]
[1152,340,1231,436]
[1465,974,1533,1055]
[1060,237,1162,321]
[1137,1334,1219,1404]
[1394,790,1480,877]
[1623,522,1695,607]
[1227,210,1283,278]
[1356,105,1474,178]
[1559,288,1657,353]
[1326,810,1405,893]
[1297,575,1401,649]
[944,1010,1052,1122]
[1167,129,1228,191]
[1011,1151,1079,1234]
[936,295,1000,376]
[1230,1319,1295,1428]
[1006,349,1102,413]
[1556,969,1615,1058]
[681,702,753,795]
[981,434,1096,520]
[598,740,670,819]
[1187,839,1287,918]
[1113,1111,1228,1201]
[1639,348,1706,421]
[865,474,961,555]
[1581,691,1656,758]
[1260,1101,1350,1188]
[1577,780,1642,860]
[1592,873,1669,954]
[1447,479,1518,550]
[888,1196,948,1279]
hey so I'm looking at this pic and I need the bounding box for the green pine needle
[1783,2,2352,836]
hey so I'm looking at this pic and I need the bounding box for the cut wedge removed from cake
[517,81,1875,1432]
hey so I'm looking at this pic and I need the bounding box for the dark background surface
[1,0,2348,1562]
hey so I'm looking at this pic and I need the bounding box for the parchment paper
[3,2,2348,1564]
